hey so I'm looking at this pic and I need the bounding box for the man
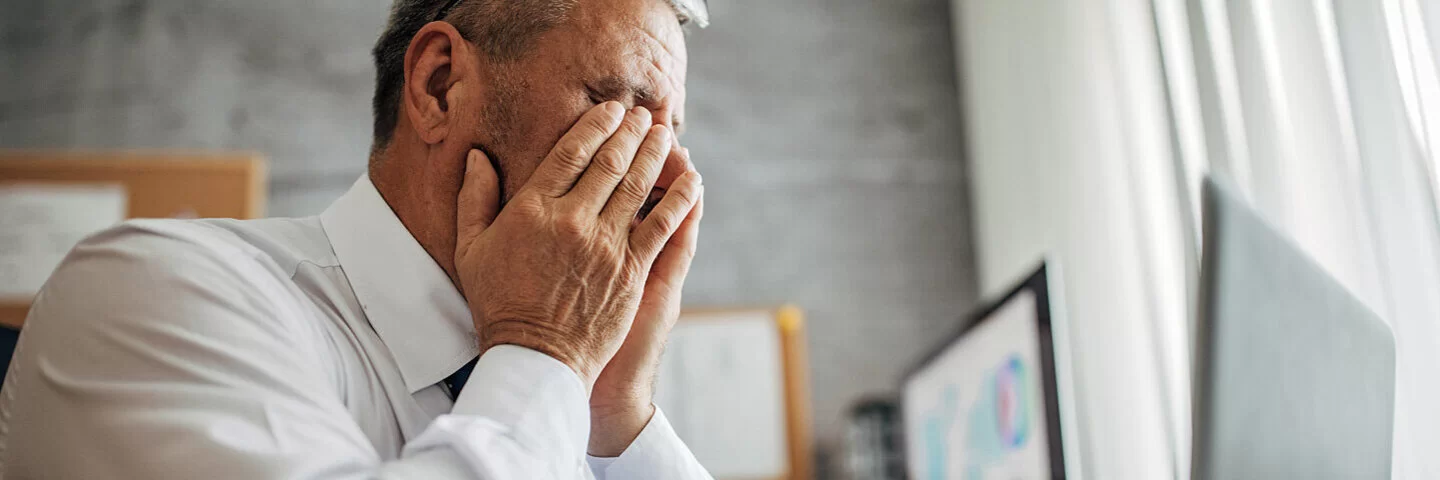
[0,0,715,478]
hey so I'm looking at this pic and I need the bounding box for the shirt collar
[320,175,478,394]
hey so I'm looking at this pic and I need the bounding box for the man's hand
[453,102,703,390]
[587,145,703,457]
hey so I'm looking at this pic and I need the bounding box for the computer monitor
[901,264,1072,480]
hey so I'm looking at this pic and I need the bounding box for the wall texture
[0,0,976,461]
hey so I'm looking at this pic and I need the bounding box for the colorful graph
[921,354,1033,480]
[923,386,959,479]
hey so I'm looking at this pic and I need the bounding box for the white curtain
[950,0,1438,477]
[1155,0,1440,477]
[949,0,1191,478]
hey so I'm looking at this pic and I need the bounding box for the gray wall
[0,0,976,459]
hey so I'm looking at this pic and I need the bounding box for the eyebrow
[587,76,684,135]
[588,76,657,105]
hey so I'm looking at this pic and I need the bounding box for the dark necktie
[443,357,479,400]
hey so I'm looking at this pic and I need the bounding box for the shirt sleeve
[0,221,591,479]
[585,407,714,480]
[406,345,593,478]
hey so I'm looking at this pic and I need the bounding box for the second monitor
[901,264,1077,480]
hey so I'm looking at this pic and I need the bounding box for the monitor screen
[902,281,1062,480]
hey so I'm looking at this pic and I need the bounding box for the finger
[627,145,693,229]
[647,190,703,298]
[652,143,693,194]
[520,101,626,199]
[630,170,701,262]
[457,148,502,242]
[568,107,653,214]
[602,125,673,225]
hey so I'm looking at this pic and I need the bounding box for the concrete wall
[0,0,976,461]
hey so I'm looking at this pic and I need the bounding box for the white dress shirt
[0,176,712,479]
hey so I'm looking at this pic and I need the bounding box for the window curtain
[1154,0,1440,477]
[949,0,1192,478]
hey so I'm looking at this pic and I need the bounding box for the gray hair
[368,0,708,153]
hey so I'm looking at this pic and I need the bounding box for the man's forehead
[574,0,704,30]
[572,2,688,92]
[627,25,688,110]
[631,16,687,84]
[579,1,686,51]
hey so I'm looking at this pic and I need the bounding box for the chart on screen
[904,291,1052,480]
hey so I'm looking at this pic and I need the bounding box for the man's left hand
[587,147,704,457]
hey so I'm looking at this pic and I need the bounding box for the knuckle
[639,139,668,161]
[515,195,545,213]
[620,117,649,138]
[554,141,591,167]
[557,211,590,236]
[515,209,542,229]
[650,214,679,236]
[616,179,651,202]
[594,149,629,177]
[581,120,615,144]
[670,185,698,205]
[511,197,547,221]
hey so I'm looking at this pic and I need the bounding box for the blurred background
[3,0,1440,479]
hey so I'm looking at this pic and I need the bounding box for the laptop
[901,264,1079,480]
[1193,177,1396,479]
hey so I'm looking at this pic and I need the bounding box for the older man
[0,0,714,478]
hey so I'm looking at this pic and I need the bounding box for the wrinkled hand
[587,144,704,456]
[453,102,703,390]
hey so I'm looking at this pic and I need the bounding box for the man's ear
[402,21,477,146]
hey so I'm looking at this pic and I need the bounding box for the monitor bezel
[899,262,1068,479]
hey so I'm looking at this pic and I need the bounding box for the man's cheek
[497,158,541,206]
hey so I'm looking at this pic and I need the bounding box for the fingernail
[630,106,652,124]
[604,101,624,118]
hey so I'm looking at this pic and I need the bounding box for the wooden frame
[775,306,814,480]
[0,151,268,329]
[678,305,814,480]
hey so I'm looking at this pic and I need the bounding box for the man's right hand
[453,101,703,391]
